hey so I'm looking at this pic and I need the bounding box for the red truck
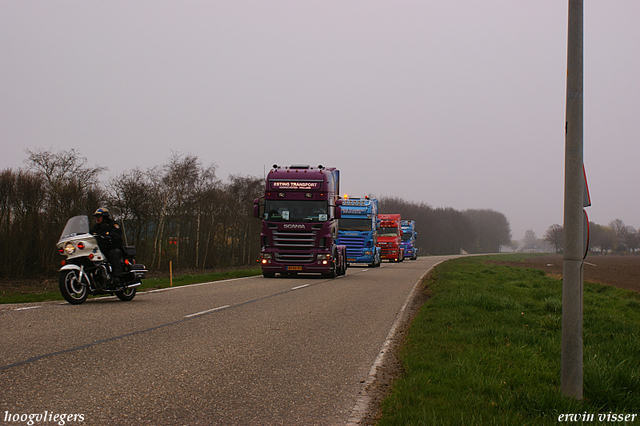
[377,214,404,262]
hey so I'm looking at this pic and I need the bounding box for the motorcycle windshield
[59,215,90,242]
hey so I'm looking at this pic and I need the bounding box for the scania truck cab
[400,219,418,260]
[377,214,404,262]
[254,164,347,278]
[337,196,381,267]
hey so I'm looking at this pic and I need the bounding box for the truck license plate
[287,266,302,271]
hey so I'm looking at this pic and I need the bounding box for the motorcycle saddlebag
[124,246,136,257]
[130,263,147,279]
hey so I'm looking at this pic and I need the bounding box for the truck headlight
[64,242,75,255]
[316,253,331,260]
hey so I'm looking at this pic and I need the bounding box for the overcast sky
[1,1,639,241]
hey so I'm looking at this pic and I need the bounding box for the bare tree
[161,153,200,268]
[107,168,153,251]
[544,224,563,253]
[589,223,615,253]
[620,225,639,253]
[522,229,537,251]
[608,219,631,252]
[192,164,219,268]
[25,148,107,223]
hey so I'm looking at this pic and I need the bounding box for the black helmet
[94,208,111,219]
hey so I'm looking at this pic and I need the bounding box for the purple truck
[254,164,347,278]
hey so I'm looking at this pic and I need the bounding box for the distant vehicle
[400,220,418,260]
[337,196,381,267]
[377,214,404,262]
[254,164,347,278]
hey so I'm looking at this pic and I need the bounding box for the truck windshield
[401,232,412,241]
[264,200,328,222]
[378,226,398,237]
[339,218,372,232]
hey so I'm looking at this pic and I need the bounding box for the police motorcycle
[57,215,147,304]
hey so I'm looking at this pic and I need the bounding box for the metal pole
[561,0,584,400]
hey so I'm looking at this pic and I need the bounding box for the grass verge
[377,255,640,425]
[0,268,262,304]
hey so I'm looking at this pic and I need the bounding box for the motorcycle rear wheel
[115,287,136,301]
[59,270,88,305]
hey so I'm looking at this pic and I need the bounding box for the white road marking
[185,305,230,318]
[13,306,40,311]
[147,276,256,294]
[291,284,309,290]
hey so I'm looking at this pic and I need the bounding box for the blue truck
[337,197,381,267]
[400,220,418,260]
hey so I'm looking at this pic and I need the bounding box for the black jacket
[91,217,123,252]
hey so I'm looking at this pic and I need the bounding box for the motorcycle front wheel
[115,287,136,301]
[59,269,89,305]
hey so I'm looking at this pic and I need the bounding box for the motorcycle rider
[91,208,124,288]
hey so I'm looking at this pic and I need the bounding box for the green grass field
[377,255,640,425]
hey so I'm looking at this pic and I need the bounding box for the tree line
[378,197,512,255]
[0,149,263,278]
[540,219,640,254]
[1,149,514,279]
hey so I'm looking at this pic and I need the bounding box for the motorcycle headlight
[64,242,76,254]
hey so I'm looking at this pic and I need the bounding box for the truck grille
[338,235,365,256]
[271,228,317,263]
[274,252,314,263]
[380,247,396,256]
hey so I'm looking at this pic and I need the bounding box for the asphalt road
[0,256,456,426]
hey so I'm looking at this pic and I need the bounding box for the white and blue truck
[337,197,381,267]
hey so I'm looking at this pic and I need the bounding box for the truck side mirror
[253,198,260,218]
[335,206,341,219]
